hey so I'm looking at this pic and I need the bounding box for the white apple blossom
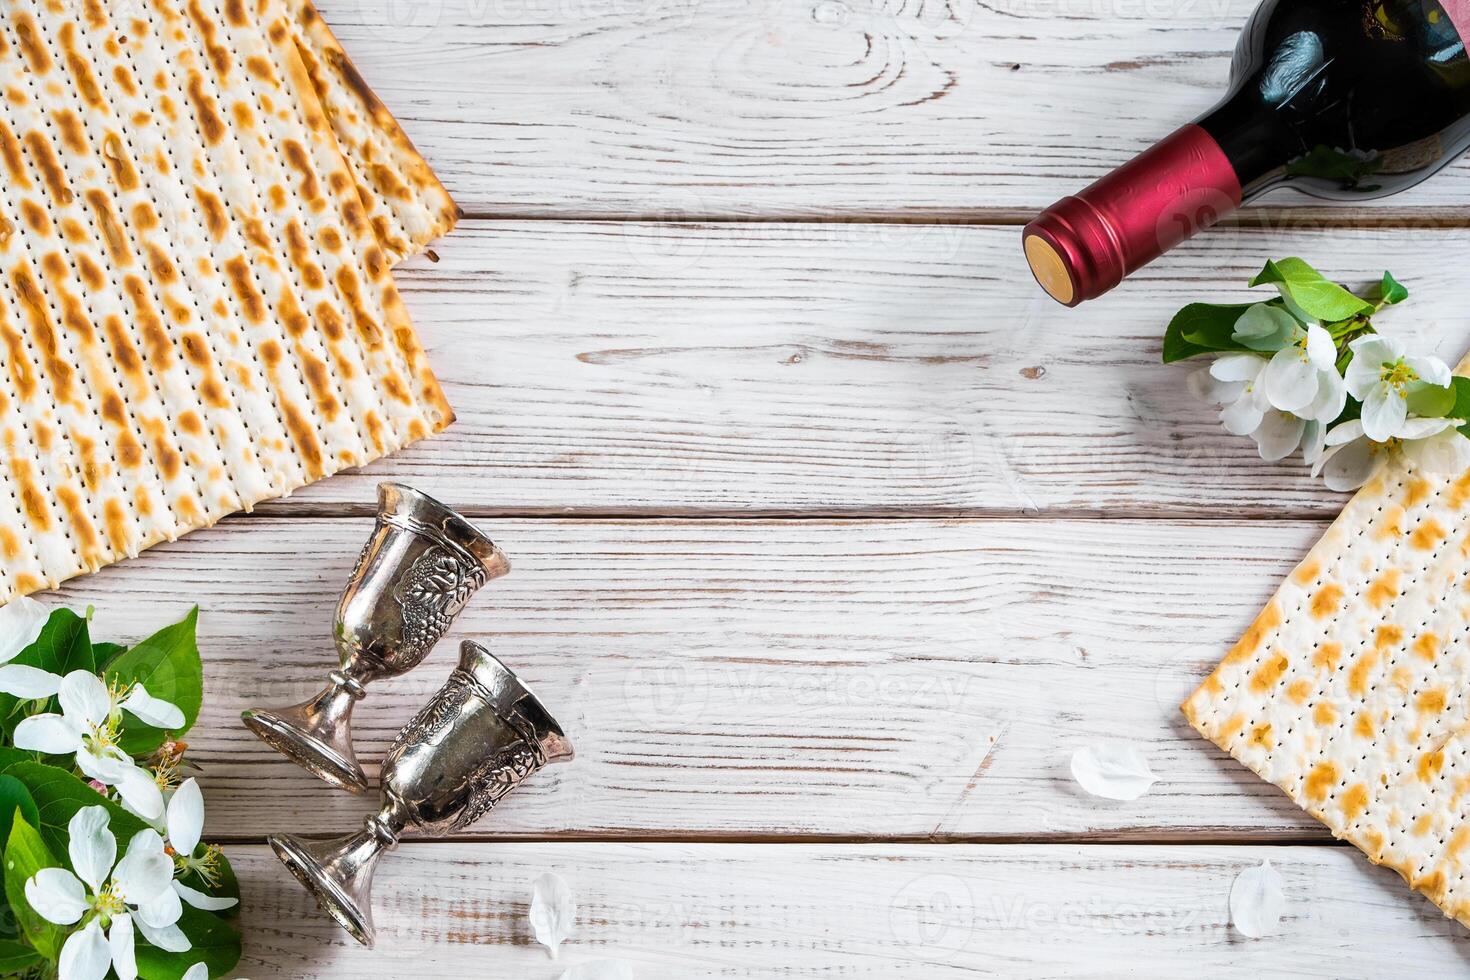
[13,672,184,820]
[161,779,236,911]
[1344,335,1453,441]
[1262,322,1345,420]
[0,596,64,700]
[25,807,190,980]
[1313,416,1469,491]
[1301,419,1328,468]
[1250,410,1307,462]
[1228,303,1346,422]
[1192,354,1270,436]
[1191,355,1324,461]
[1404,422,1470,477]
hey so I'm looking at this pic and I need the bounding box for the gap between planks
[204,830,1348,846]
[452,207,1470,228]
[243,502,1342,521]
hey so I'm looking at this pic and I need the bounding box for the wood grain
[47,515,1343,840]
[310,0,1470,218]
[256,219,1470,518]
[26,3,1470,970]
[233,841,1470,976]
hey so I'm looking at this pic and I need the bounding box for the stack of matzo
[0,0,457,602]
[1184,372,1470,929]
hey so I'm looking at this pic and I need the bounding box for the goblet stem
[242,669,369,794]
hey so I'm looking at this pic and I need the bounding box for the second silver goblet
[242,483,509,794]
[269,639,574,946]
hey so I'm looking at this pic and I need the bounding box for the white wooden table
[48,0,1470,974]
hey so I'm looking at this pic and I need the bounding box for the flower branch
[1165,257,1470,490]
[0,599,240,980]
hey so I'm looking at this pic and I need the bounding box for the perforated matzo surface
[287,0,459,264]
[0,0,452,602]
[1185,364,1470,928]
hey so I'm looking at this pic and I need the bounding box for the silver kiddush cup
[242,483,510,794]
[268,640,573,946]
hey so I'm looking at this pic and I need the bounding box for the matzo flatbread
[286,0,459,264]
[0,0,450,602]
[1184,363,1470,928]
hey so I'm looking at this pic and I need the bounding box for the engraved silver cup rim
[460,640,575,765]
[378,483,510,580]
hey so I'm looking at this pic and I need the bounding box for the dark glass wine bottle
[1023,0,1470,306]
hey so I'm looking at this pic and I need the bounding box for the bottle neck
[1196,90,1293,201]
[1023,124,1243,306]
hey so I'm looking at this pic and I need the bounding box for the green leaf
[0,749,41,777]
[1446,377,1470,423]
[105,607,203,755]
[1366,271,1409,307]
[1250,257,1374,322]
[91,643,126,670]
[0,610,94,740]
[136,902,241,980]
[1162,302,1258,362]
[3,763,149,859]
[0,777,38,943]
[1407,383,1456,419]
[0,938,41,972]
[0,779,40,874]
[1231,302,1299,351]
[2,814,63,963]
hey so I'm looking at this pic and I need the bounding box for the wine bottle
[1023,0,1470,306]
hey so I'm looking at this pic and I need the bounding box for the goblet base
[269,833,377,947]
[242,704,368,795]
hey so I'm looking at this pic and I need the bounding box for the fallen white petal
[1230,859,1286,938]
[181,965,209,980]
[531,871,576,959]
[1069,743,1158,801]
[558,961,634,980]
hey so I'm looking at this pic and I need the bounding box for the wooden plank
[233,841,1470,976]
[313,0,1470,218]
[268,220,1470,517]
[50,515,1341,840]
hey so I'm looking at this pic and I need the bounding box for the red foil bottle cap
[1023,124,1243,306]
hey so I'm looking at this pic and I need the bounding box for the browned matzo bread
[0,0,452,601]
[1185,357,1470,928]
[285,0,460,263]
